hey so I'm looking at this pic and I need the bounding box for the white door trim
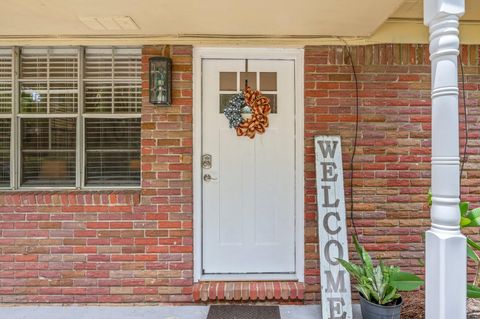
[192,47,305,282]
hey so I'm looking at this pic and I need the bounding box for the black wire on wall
[342,44,360,238]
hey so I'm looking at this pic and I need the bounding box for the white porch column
[424,1,466,318]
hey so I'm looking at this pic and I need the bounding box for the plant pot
[359,294,403,319]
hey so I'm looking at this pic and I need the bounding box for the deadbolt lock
[202,154,212,169]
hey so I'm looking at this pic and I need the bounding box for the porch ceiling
[0,0,404,37]
[391,0,480,21]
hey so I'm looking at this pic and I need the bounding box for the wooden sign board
[315,135,352,319]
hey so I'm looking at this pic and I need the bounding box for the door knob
[203,174,218,182]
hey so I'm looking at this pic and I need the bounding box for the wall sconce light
[149,57,172,105]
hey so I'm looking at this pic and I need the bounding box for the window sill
[0,188,142,206]
[0,186,141,192]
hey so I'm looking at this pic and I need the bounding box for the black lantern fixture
[149,57,172,105]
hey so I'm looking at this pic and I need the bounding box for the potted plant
[338,236,424,319]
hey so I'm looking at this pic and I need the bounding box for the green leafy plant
[428,190,480,297]
[338,236,424,305]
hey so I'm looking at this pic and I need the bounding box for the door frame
[192,47,305,282]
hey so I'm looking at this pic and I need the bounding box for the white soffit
[0,0,404,37]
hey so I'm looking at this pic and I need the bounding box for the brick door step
[193,282,305,302]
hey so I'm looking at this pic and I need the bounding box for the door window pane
[219,72,237,91]
[260,72,277,91]
[240,72,256,90]
[264,94,277,114]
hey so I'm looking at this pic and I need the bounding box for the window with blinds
[0,119,10,187]
[83,48,141,186]
[20,48,79,114]
[84,48,141,113]
[0,48,12,187]
[21,118,76,186]
[18,48,79,187]
[85,118,140,186]
[0,46,142,189]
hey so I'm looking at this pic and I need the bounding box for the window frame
[0,46,142,191]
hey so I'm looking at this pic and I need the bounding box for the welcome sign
[315,136,352,319]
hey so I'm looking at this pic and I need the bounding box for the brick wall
[303,44,480,302]
[0,45,194,303]
[0,43,479,304]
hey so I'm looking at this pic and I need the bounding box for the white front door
[201,58,296,275]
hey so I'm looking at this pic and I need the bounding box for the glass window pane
[219,94,235,113]
[21,118,76,186]
[50,81,78,113]
[219,72,237,91]
[84,49,113,79]
[264,94,277,114]
[20,52,48,78]
[0,119,10,187]
[20,82,48,113]
[0,50,12,114]
[84,82,113,113]
[260,72,277,91]
[0,51,12,80]
[240,72,256,90]
[114,51,141,79]
[0,82,12,113]
[49,52,78,79]
[114,82,141,113]
[85,118,140,186]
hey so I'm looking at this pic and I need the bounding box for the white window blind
[83,47,141,187]
[21,118,76,186]
[85,118,140,186]
[0,48,12,187]
[20,48,79,114]
[0,119,10,187]
[0,46,142,189]
[0,48,12,114]
[84,48,142,113]
[18,48,79,187]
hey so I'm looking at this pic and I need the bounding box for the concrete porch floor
[0,304,363,319]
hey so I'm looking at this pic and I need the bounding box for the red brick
[0,43,478,307]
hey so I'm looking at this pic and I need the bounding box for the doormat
[207,305,280,319]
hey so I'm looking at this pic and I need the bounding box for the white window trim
[0,46,142,191]
[192,47,305,282]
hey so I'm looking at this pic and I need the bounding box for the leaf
[337,258,363,280]
[356,284,372,302]
[353,236,374,275]
[461,217,472,227]
[468,245,480,264]
[353,236,364,262]
[468,284,480,298]
[417,258,425,267]
[427,189,432,207]
[460,201,470,217]
[373,265,384,298]
[382,286,399,305]
[465,208,480,227]
[468,238,480,251]
[390,271,424,291]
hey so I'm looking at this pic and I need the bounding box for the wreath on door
[223,87,271,139]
